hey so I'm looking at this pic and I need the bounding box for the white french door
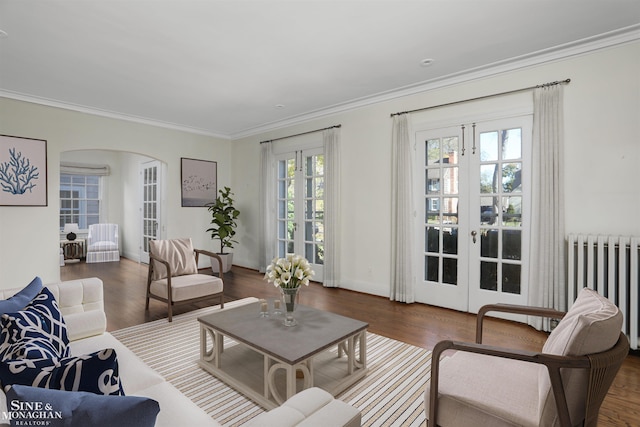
[416,116,532,313]
[140,160,162,264]
[275,149,324,282]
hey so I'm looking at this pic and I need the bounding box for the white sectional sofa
[0,277,362,426]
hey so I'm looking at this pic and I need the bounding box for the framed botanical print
[0,135,48,206]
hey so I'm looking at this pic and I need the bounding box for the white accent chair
[426,288,629,427]
[86,223,120,263]
[146,238,224,322]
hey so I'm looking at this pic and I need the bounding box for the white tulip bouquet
[264,254,315,289]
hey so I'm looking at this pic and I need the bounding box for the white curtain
[323,128,340,287]
[390,114,415,303]
[528,85,566,330]
[259,143,275,273]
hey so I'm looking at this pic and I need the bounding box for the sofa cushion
[149,238,198,280]
[246,387,361,427]
[7,385,159,427]
[0,287,70,360]
[0,277,42,316]
[539,288,623,426]
[0,348,124,396]
[132,381,220,427]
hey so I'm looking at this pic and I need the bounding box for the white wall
[231,41,640,297]
[0,101,231,289]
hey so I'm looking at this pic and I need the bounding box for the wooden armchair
[426,288,629,427]
[145,238,224,322]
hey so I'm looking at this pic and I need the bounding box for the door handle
[471,230,477,244]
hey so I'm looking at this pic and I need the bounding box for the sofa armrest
[45,277,107,340]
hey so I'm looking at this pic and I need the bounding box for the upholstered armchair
[86,223,120,263]
[146,238,224,322]
[426,288,629,427]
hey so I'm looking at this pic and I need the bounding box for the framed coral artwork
[0,135,48,206]
[180,157,217,207]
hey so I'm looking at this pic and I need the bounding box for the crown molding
[0,91,231,140]
[230,24,640,140]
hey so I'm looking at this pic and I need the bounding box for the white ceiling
[1,1,639,139]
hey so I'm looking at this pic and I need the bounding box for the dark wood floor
[61,258,640,426]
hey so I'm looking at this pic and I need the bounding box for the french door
[140,160,162,264]
[275,149,324,282]
[416,116,532,313]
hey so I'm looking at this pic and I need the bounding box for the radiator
[567,234,639,350]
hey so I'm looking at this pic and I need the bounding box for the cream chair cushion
[538,288,623,426]
[149,274,223,303]
[425,352,543,427]
[149,238,198,280]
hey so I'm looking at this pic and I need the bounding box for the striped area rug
[112,304,431,426]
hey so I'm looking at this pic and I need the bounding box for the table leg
[200,325,224,368]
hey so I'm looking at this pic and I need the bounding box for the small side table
[60,239,85,263]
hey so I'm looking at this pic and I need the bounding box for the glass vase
[280,286,300,327]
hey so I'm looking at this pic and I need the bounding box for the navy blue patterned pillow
[0,287,69,360]
[0,348,124,396]
[0,310,59,361]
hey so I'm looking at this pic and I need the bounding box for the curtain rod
[390,79,571,117]
[260,124,341,144]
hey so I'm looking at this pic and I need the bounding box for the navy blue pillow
[0,348,124,396]
[6,385,159,427]
[0,287,70,360]
[0,309,59,361]
[0,277,43,316]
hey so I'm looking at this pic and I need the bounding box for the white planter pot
[210,253,233,273]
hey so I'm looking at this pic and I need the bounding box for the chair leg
[220,294,224,309]
[167,302,173,322]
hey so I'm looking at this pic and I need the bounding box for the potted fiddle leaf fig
[205,186,240,273]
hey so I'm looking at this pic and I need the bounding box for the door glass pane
[480,164,498,193]
[502,128,522,160]
[502,263,521,294]
[480,261,498,291]
[426,227,439,253]
[443,197,458,224]
[481,229,499,258]
[443,258,457,285]
[503,196,522,226]
[426,198,440,223]
[442,228,457,254]
[480,131,498,161]
[427,169,440,194]
[502,163,522,193]
[425,256,439,282]
[502,230,521,260]
[426,139,440,165]
[442,137,459,165]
